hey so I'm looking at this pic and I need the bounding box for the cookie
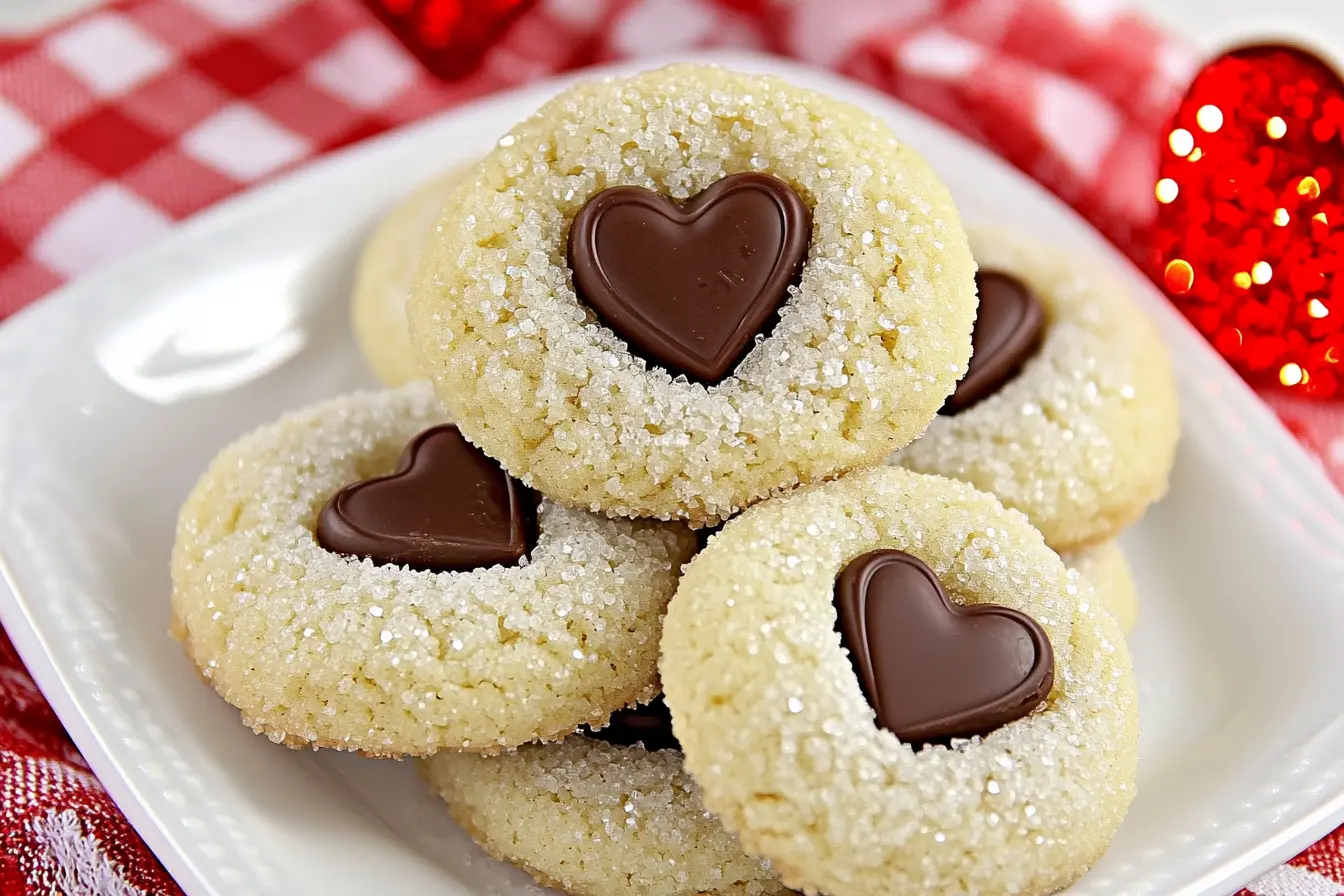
[1065,540,1138,634]
[352,165,471,386]
[660,466,1138,896]
[889,228,1180,550]
[408,64,978,526]
[423,717,790,896]
[171,382,696,756]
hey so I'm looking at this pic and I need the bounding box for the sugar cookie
[660,466,1138,896]
[890,228,1179,550]
[423,718,790,896]
[1065,540,1138,634]
[171,383,696,756]
[352,165,471,386]
[409,64,977,526]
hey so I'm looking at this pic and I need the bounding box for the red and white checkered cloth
[1,1,1342,894]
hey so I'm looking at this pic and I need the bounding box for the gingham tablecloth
[1,1,1342,893]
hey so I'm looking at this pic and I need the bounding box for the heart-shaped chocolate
[834,550,1053,744]
[316,424,538,573]
[567,172,812,384]
[941,271,1046,415]
[582,695,679,752]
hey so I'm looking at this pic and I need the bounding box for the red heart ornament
[361,0,539,80]
[1152,44,1344,399]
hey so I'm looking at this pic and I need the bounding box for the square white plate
[3,51,1344,896]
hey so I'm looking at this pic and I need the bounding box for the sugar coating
[424,737,791,896]
[408,64,978,526]
[352,164,473,386]
[1064,540,1137,635]
[170,383,697,756]
[660,466,1138,896]
[890,227,1180,550]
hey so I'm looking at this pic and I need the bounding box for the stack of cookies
[172,64,1178,896]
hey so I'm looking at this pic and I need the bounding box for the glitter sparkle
[1151,44,1344,398]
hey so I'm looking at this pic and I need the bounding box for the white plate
[2,50,1344,896]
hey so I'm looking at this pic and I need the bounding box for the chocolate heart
[582,695,679,752]
[834,550,1053,744]
[942,271,1046,415]
[567,173,812,383]
[316,424,538,573]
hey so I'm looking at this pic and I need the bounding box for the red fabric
[0,631,184,894]
[0,0,1339,893]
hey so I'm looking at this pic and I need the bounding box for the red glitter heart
[1152,44,1344,399]
[362,0,538,80]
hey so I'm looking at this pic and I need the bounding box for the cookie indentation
[942,271,1045,414]
[567,172,811,383]
[316,424,537,572]
[834,549,1054,743]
